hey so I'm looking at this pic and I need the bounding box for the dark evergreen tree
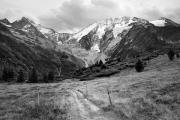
[98,60,103,66]
[101,64,107,69]
[135,59,144,72]
[176,53,180,58]
[95,61,99,66]
[29,68,38,83]
[8,68,15,81]
[43,73,48,83]
[167,49,175,61]
[117,57,121,62]
[17,70,25,83]
[48,71,55,82]
[2,68,8,81]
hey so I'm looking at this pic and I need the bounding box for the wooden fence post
[106,87,113,106]
[37,87,40,105]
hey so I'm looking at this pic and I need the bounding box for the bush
[135,59,144,72]
[167,49,175,61]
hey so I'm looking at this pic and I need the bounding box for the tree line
[0,67,56,83]
[135,49,180,72]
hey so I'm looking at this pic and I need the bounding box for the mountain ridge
[0,18,85,80]
[1,16,180,67]
[59,16,180,66]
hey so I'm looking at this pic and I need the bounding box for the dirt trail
[67,89,116,120]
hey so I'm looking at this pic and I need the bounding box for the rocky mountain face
[0,18,84,79]
[0,17,72,49]
[1,16,180,72]
[61,17,180,66]
[0,18,11,25]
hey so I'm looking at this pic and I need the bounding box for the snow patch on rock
[150,20,166,27]
[72,23,98,42]
[91,44,100,52]
[0,22,12,27]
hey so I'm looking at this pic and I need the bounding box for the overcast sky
[0,0,180,33]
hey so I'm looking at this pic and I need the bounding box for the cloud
[39,0,124,32]
[39,0,180,32]
[91,0,117,8]
[0,9,39,23]
[0,9,23,22]
[139,7,164,20]
[1,0,180,32]
[165,8,180,23]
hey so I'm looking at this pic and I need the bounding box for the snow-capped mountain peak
[70,17,149,42]
[11,17,35,30]
[150,17,179,27]
[150,20,166,27]
[72,23,98,42]
[0,18,11,25]
[34,24,56,35]
[18,17,35,24]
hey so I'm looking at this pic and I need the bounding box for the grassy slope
[0,55,179,120]
[0,32,84,79]
[0,83,73,120]
[77,55,180,120]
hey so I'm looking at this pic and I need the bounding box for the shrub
[167,49,175,61]
[135,59,144,72]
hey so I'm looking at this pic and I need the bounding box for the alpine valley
[0,16,180,79]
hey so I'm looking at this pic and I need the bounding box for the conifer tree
[48,71,55,82]
[8,68,15,81]
[43,73,48,83]
[168,49,175,61]
[2,68,8,81]
[17,69,25,83]
[98,60,103,66]
[176,53,180,58]
[135,59,144,72]
[29,68,38,83]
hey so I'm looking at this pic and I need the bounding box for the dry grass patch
[14,102,69,120]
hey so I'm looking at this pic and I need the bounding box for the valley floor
[0,55,180,120]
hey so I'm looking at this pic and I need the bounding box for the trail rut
[67,90,116,120]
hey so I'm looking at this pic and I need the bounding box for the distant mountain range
[0,17,84,79]
[0,16,180,76]
[57,17,180,66]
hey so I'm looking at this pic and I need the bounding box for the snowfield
[150,20,166,27]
